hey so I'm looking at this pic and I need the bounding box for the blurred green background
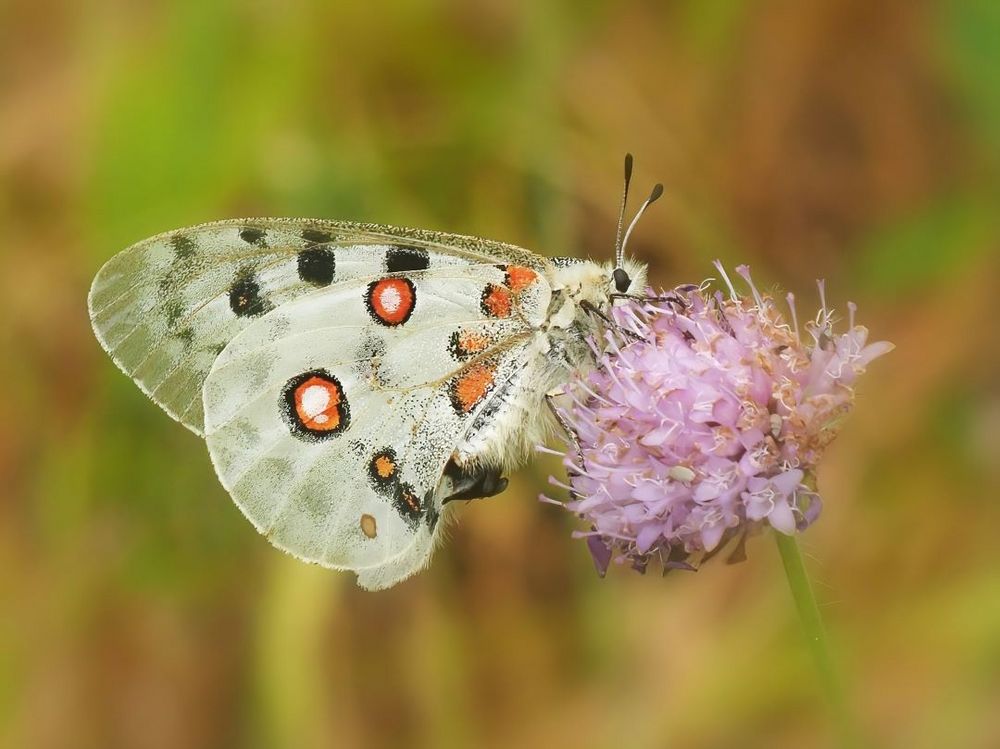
[2,1,999,747]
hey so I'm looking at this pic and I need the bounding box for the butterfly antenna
[621,182,663,258]
[613,153,634,270]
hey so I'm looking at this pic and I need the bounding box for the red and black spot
[496,264,538,293]
[365,446,425,527]
[368,447,399,494]
[394,481,424,527]
[480,284,512,318]
[366,277,416,327]
[229,271,274,317]
[280,369,351,441]
[449,360,498,415]
[448,328,491,361]
[386,246,430,273]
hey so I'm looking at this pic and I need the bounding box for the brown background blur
[2,1,999,748]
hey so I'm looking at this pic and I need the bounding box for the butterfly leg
[440,459,509,504]
[545,387,581,451]
[579,300,643,341]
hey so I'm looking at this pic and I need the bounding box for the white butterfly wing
[202,264,550,589]
[89,218,545,435]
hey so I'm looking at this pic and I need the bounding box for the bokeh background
[3,1,999,747]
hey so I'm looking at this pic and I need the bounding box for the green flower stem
[775,532,863,748]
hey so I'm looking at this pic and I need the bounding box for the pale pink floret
[543,264,892,576]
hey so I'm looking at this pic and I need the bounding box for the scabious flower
[542,263,893,576]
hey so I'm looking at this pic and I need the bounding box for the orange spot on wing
[459,330,489,352]
[360,514,378,538]
[450,328,491,359]
[450,362,496,414]
[481,284,512,318]
[374,454,396,479]
[505,265,537,293]
[294,376,343,431]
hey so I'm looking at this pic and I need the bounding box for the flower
[541,263,893,576]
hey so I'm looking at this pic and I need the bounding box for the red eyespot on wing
[449,328,491,360]
[480,284,512,318]
[366,277,416,326]
[394,482,424,525]
[504,265,537,293]
[281,370,350,440]
[449,361,497,414]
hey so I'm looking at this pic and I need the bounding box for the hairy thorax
[452,257,647,472]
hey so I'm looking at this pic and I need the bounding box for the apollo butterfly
[89,156,660,589]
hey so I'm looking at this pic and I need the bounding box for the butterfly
[88,156,661,589]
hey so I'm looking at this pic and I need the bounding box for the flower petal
[768,499,797,534]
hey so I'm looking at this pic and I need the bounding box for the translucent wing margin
[88,218,547,434]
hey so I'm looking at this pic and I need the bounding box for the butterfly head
[608,257,647,297]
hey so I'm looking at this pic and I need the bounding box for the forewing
[89,218,547,434]
[202,263,549,589]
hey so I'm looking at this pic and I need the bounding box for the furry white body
[453,257,648,471]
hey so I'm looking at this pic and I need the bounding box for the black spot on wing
[297,246,336,286]
[386,246,430,273]
[229,272,273,317]
[170,234,196,259]
[239,227,267,246]
[301,228,333,244]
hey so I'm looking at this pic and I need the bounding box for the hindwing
[202,263,549,589]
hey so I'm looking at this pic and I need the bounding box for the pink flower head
[542,263,893,576]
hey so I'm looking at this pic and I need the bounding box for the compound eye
[613,267,631,293]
